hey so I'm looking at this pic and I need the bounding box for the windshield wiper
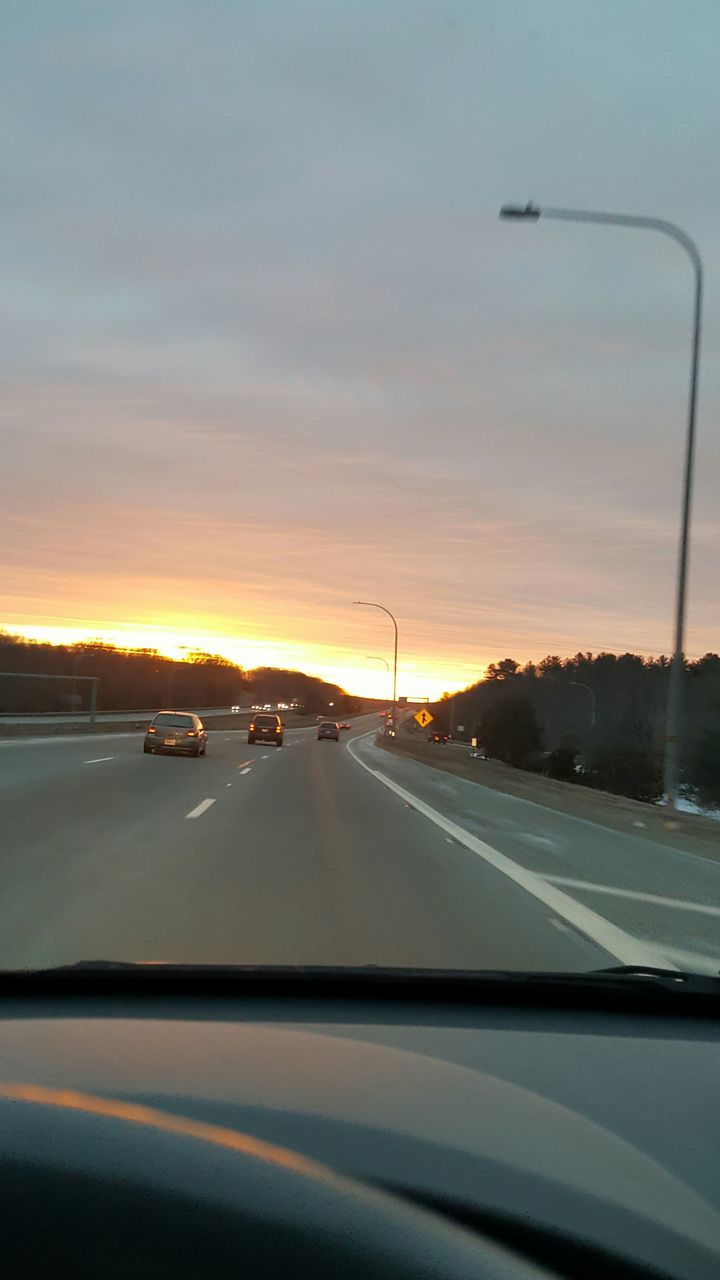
[0,961,717,1006]
[592,965,712,982]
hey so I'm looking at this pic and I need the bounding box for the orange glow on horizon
[2,621,480,701]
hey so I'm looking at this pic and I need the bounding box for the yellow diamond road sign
[414,708,433,728]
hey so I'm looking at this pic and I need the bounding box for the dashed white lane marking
[238,759,252,769]
[226,783,232,787]
[262,754,270,759]
[542,875,720,918]
[240,767,252,775]
[84,757,114,764]
[346,732,673,970]
[185,798,216,820]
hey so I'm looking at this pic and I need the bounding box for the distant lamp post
[354,602,398,720]
[500,202,703,807]
[569,681,596,730]
[366,654,392,705]
[365,655,390,670]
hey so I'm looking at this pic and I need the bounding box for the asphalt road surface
[0,720,717,973]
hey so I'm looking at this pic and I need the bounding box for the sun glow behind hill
[3,622,478,702]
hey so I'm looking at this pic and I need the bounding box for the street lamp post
[354,602,398,722]
[365,654,392,706]
[500,203,703,807]
[568,681,596,730]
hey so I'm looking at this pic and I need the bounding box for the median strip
[185,798,216,820]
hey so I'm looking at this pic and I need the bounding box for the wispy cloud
[0,1,718,690]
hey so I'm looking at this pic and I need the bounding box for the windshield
[0,2,718,978]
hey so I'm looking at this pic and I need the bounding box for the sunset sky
[2,2,719,701]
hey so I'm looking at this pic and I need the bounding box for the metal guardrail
[0,671,100,724]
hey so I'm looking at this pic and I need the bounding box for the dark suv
[248,713,283,746]
[317,720,339,742]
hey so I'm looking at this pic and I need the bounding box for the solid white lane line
[542,875,720,918]
[347,733,674,970]
[652,945,719,974]
[84,757,114,764]
[185,798,216,820]
[240,767,252,775]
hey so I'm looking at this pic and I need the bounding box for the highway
[0,720,717,973]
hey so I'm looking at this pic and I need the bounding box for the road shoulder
[376,734,720,863]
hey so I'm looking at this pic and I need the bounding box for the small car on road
[428,731,449,745]
[317,720,340,742]
[144,711,207,756]
[248,713,283,746]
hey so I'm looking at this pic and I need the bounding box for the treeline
[244,667,354,714]
[0,633,358,716]
[432,652,720,807]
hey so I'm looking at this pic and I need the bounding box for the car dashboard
[0,973,718,1278]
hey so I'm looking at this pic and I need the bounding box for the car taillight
[187,730,197,737]
[148,727,156,733]
[249,723,255,731]
[275,726,281,732]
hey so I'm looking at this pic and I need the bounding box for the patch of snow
[656,793,720,821]
[676,796,720,821]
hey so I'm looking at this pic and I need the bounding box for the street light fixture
[366,654,392,713]
[500,202,703,807]
[568,681,596,730]
[365,655,390,670]
[354,602,399,720]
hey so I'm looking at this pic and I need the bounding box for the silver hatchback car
[144,711,207,756]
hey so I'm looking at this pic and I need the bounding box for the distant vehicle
[278,702,289,710]
[262,703,273,711]
[339,722,351,730]
[251,704,262,711]
[248,713,283,746]
[144,711,207,757]
[428,731,449,745]
[317,720,339,742]
[231,705,240,713]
